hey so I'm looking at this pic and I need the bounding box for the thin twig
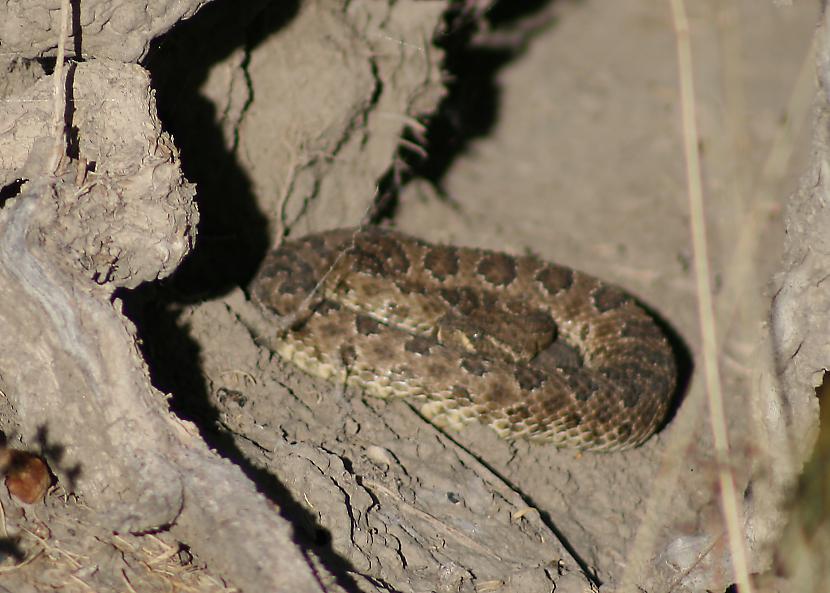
[49,0,71,175]
[668,2,754,593]
[21,526,83,569]
[0,497,6,538]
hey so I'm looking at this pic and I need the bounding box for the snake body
[251,227,675,451]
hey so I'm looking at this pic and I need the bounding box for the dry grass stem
[49,0,71,174]
[668,1,753,592]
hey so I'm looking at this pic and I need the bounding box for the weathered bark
[0,60,325,592]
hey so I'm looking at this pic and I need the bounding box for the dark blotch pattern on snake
[251,227,676,451]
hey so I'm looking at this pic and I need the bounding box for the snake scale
[251,227,676,451]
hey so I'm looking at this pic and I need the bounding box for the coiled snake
[251,227,675,451]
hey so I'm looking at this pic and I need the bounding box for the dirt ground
[0,0,825,592]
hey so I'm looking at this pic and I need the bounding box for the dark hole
[0,179,26,208]
[36,57,57,75]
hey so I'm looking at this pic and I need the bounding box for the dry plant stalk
[668,1,752,591]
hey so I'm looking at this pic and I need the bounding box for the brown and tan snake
[251,227,675,451]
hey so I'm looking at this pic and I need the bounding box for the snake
[250,227,676,451]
